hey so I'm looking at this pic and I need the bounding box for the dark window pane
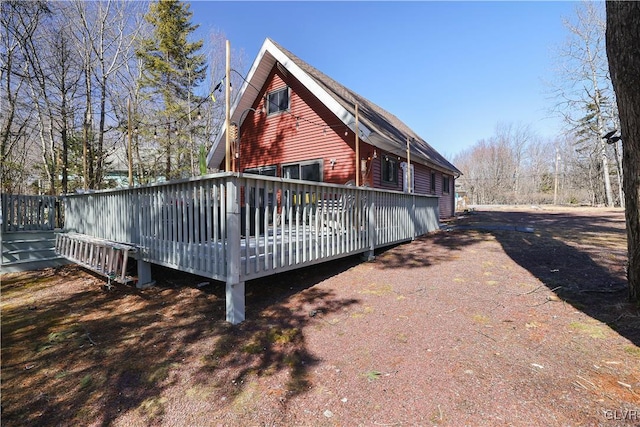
[382,156,397,183]
[267,87,288,114]
[301,163,320,182]
[283,165,299,179]
[279,89,289,111]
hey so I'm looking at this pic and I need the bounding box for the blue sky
[188,1,578,158]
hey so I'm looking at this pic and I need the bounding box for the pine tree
[137,0,207,179]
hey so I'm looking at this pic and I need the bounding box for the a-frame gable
[207,38,369,170]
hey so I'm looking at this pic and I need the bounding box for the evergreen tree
[137,0,207,179]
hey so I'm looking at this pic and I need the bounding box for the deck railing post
[225,175,245,324]
[411,194,416,240]
[363,190,376,261]
[132,188,154,288]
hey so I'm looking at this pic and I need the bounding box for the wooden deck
[58,172,441,323]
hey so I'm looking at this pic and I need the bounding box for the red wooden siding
[237,66,374,185]
[229,64,455,218]
[413,162,430,194]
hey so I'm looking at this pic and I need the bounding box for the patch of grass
[146,363,170,385]
[242,340,264,355]
[241,327,301,355]
[139,396,167,419]
[186,384,217,400]
[363,370,382,382]
[351,306,374,319]
[472,314,490,325]
[267,327,300,345]
[624,346,640,358]
[232,380,260,414]
[211,334,236,358]
[569,321,607,339]
[395,333,408,344]
[35,326,81,353]
[55,370,70,379]
[283,352,301,368]
[360,283,393,296]
[79,374,92,389]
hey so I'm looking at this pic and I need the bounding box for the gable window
[266,87,289,115]
[443,176,450,194]
[382,154,398,184]
[430,172,436,193]
[282,159,322,182]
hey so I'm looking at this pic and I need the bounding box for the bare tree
[552,1,618,207]
[606,1,640,304]
[0,1,51,192]
[0,1,47,193]
[69,0,144,189]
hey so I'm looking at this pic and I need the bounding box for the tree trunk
[595,92,614,207]
[606,1,640,304]
[95,78,107,188]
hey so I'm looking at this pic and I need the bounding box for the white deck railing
[62,172,440,323]
[1,194,62,232]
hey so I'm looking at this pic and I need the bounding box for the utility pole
[127,97,133,187]
[225,40,231,172]
[406,136,412,193]
[355,103,360,186]
[554,147,560,205]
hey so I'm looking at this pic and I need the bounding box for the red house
[207,39,460,218]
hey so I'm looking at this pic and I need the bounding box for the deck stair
[55,232,137,285]
[1,230,69,273]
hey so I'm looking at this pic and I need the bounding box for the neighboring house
[207,38,461,218]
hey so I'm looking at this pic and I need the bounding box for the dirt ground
[2,206,639,426]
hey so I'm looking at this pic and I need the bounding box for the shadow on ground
[461,208,639,347]
[0,256,360,426]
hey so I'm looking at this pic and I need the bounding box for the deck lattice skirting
[60,172,440,323]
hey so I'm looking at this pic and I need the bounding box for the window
[244,165,277,176]
[282,159,322,182]
[382,154,398,184]
[443,176,450,194]
[266,87,289,115]
[430,172,436,193]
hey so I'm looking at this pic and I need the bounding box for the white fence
[62,172,440,322]
[1,194,63,232]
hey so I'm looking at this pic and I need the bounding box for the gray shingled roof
[269,39,460,175]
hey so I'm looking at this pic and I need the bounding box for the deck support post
[226,280,245,324]
[225,176,245,324]
[136,258,154,289]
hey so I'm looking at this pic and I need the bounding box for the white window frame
[281,159,323,182]
[266,87,290,115]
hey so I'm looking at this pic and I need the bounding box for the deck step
[1,256,69,273]
[1,230,68,273]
